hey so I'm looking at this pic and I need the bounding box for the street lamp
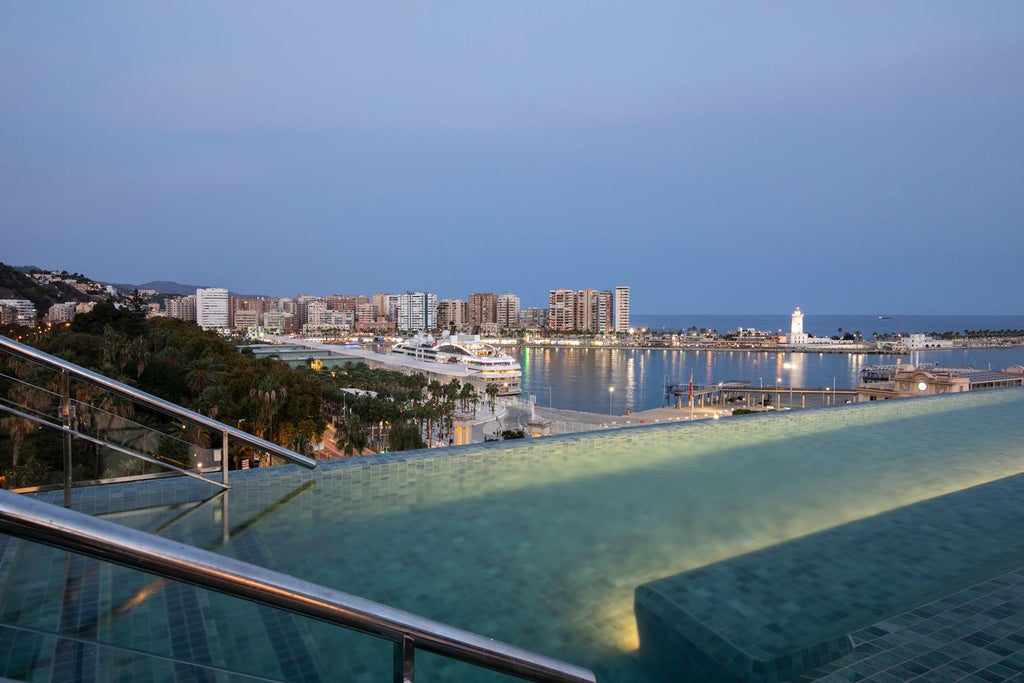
[609,386,614,415]
[776,377,781,409]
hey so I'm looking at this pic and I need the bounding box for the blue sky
[3,3,1022,313]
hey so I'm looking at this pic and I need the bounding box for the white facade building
[614,286,630,333]
[0,299,38,327]
[396,292,437,332]
[496,294,521,330]
[196,288,229,330]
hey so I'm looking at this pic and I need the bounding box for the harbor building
[857,364,1023,401]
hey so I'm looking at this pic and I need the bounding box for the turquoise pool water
[5,389,1024,681]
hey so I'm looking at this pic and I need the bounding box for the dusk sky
[3,3,1022,313]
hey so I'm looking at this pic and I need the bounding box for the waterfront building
[496,294,521,331]
[614,286,630,333]
[195,288,229,330]
[519,307,549,330]
[548,288,576,331]
[396,292,437,332]
[437,298,467,331]
[856,364,1023,402]
[574,288,600,333]
[467,293,498,329]
[596,290,613,333]
[788,306,809,345]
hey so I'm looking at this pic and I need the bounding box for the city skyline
[3,4,1023,314]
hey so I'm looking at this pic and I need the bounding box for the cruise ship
[391,332,522,395]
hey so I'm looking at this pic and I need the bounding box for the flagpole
[689,370,694,420]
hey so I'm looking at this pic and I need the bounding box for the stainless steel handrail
[0,491,596,683]
[0,402,229,490]
[0,334,315,470]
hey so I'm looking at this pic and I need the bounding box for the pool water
[6,389,1024,682]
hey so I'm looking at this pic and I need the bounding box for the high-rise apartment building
[548,289,576,331]
[396,292,437,331]
[437,299,467,331]
[467,293,498,328]
[304,299,328,331]
[574,288,600,333]
[519,307,549,330]
[0,299,37,327]
[196,288,229,330]
[496,294,521,330]
[596,290,613,333]
[165,296,195,323]
[614,286,630,333]
[371,293,392,321]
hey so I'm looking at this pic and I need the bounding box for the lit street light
[609,386,614,415]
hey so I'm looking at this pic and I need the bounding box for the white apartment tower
[614,286,630,333]
[196,288,229,330]
[496,294,521,330]
[396,292,437,331]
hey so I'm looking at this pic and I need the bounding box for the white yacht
[390,331,522,395]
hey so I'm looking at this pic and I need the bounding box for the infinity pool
[5,389,1024,681]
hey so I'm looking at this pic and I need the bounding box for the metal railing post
[221,429,229,486]
[394,635,415,683]
[61,369,72,508]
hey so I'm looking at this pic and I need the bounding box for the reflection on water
[516,346,1024,413]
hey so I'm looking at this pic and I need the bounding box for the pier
[665,382,858,409]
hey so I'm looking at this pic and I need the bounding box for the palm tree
[485,383,500,413]
[335,415,367,456]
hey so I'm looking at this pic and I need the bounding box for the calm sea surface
[517,314,1024,414]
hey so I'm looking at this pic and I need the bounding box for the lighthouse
[789,306,808,345]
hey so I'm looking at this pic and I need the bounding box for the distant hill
[0,262,106,312]
[105,280,209,296]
